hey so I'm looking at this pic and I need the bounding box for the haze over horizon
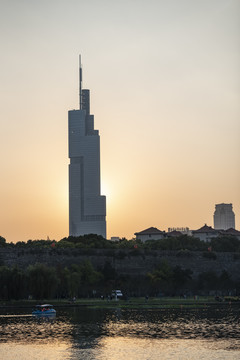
[0,0,239,243]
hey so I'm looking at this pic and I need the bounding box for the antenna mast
[79,55,82,109]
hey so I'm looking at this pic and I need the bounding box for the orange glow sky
[0,0,239,242]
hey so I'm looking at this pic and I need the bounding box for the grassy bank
[0,296,239,309]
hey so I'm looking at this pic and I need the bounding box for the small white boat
[32,304,56,317]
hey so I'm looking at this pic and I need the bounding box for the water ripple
[0,307,239,347]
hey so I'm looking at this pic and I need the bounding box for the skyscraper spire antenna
[79,55,82,109]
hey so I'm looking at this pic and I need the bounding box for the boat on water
[32,304,56,317]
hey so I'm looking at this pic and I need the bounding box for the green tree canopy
[211,236,240,252]
[0,236,6,247]
[27,263,59,299]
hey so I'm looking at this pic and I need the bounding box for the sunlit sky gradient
[0,0,239,242]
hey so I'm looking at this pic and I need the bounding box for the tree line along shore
[0,234,240,301]
[1,233,240,252]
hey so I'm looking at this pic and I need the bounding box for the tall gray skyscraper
[68,57,106,238]
[213,203,235,230]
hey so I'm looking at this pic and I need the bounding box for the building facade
[213,203,235,230]
[68,58,106,238]
[134,227,165,242]
[192,224,219,242]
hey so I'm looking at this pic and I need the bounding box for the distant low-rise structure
[168,227,191,236]
[110,237,120,242]
[134,227,165,242]
[219,228,240,241]
[134,223,240,244]
[192,224,219,242]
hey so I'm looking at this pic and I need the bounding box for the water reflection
[0,315,72,344]
[84,337,240,360]
[0,343,71,360]
[101,308,240,342]
[0,307,239,359]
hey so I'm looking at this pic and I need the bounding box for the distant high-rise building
[213,203,235,230]
[68,57,106,238]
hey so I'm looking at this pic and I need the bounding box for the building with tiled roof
[192,224,219,242]
[134,227,165,242]
[220,228,240,240]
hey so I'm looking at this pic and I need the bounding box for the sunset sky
[0,0,239,242]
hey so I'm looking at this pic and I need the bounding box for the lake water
[0,305,239,359]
